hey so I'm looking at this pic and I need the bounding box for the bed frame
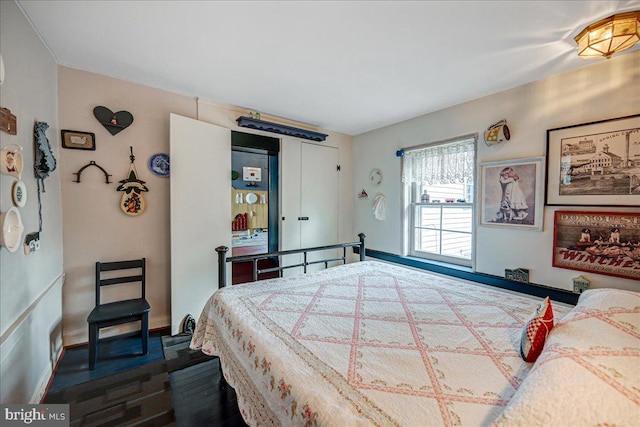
[215,233,366,288]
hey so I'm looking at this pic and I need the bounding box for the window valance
[402,136,476,185]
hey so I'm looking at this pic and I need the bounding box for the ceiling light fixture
[574,10,640,59]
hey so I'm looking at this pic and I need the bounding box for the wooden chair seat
[87,298,150,324]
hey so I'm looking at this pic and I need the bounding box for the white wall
[0,0,64,403]
[57,67,197,345]
[353,51,639,292]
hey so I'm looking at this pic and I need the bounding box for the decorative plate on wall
[148,153,170,177]
[12,180,26,208]
[246,192,258,204]
[0,207,24,253]
[369,168,383,185]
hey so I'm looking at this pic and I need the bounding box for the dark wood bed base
[215,233,366,288]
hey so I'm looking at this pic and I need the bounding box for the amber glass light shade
[574,11,640,59]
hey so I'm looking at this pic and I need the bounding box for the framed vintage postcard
[553,211,640,280]
[61,129,96,150]
[479,157,545,231]
[546,114,640,206]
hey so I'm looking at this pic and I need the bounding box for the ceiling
[16,0,640,135]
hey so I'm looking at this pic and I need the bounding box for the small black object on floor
[44,332,247,427]
[161,334,214,372]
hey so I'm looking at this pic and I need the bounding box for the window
[402,135,476,266]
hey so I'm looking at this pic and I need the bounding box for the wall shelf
[236,116,328,142]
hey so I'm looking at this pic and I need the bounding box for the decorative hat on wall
[93,106,134,135]
[484,120,511,147]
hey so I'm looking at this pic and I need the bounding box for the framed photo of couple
[479,157,545,231]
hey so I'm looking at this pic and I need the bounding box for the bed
[191,260,639,426]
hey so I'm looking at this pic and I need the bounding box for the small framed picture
[479,156,545,231]
[243,166,261,182]
[61,130,96,150]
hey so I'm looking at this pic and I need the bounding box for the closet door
[170,114,231,334]
[280,140,339,274]
[280,138,302,251]
[300,142,339,251]
[280,138,302,276]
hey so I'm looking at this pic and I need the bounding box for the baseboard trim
[31,349,60,404]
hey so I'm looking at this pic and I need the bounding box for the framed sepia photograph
[545,114,640,206]
[61,129,96,150]
[479,156,545,231]
[552,210,640,280]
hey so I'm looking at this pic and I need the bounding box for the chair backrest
[95,258,146,306]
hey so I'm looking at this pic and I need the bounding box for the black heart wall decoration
[93,106,134,135]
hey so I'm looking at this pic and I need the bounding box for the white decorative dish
[12,180,27,208]
[0,207,24,253]
[245,192,258,204]
[369,168,383,185]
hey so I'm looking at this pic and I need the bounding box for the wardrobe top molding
[236,116,328,142]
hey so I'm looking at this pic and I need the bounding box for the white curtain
[402,137,475,185]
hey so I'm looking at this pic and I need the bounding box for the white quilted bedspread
[191,261,572,426]
[494,288,640,426]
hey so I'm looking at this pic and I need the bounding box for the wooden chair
[87,258,151,370]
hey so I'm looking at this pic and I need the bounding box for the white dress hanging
[372,194,386,221]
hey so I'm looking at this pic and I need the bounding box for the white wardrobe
[280,137,340,274]
[170,115,342,333]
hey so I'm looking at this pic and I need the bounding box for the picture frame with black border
[61,129,96,150]
[545,114,640,207]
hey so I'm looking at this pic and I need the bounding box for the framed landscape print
[552,210,640,280]
[546,114,640,206]
[479,157,545,231]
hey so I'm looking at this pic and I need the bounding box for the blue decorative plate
[148,153,170,177]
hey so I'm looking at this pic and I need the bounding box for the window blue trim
[361,249,578,305]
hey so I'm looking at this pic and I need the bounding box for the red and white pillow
[520,296,554,362]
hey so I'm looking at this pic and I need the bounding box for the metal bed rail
[215,233,366,288]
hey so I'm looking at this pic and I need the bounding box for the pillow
[519,296,554,362]
[495,289,640,426]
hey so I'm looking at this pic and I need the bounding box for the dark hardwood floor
[44,329,247,426]
[46,330,166,393]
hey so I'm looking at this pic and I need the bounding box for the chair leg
[89,323,98,370]
[141,313,149,355]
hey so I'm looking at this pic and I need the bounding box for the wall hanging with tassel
[116,146,148,216]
